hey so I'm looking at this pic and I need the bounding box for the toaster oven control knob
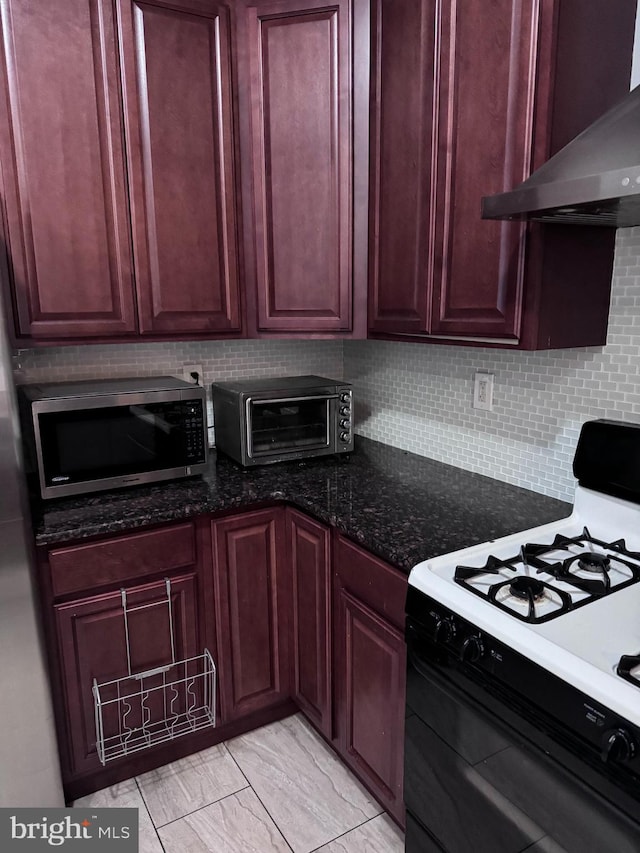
[340,432,351,443]
[340,419,351,429]
[340,406,351,416]
[340,392,351,403]
[460,635,485,663]
[433,616,457,644]
[601,728,637,764]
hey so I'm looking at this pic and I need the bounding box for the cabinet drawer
[49,523,196,598]
[334,535,407,631]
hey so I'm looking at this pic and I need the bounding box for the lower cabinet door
[55,573,200,776]
[333,535,407,825]
[288,508,332,738]
[212,509,291,721]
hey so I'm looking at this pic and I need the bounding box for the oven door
[405,620,640,853]
[244,393,338,461]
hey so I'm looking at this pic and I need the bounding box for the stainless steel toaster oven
[211,375,353,466]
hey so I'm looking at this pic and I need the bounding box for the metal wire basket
[92,579,216,765]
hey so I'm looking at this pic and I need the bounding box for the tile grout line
[222,738,296,853]
[306,813,383,853]
[150,783,252,831]
[133,776,167,852]
[224,718,385,853]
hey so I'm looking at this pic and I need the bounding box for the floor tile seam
[221,739,251,776]
[150,782,252,830]
[306,812,387,853]
[224,717,384,851]
[238,782,297,853]
[133,776,167,850]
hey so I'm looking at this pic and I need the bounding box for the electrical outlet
[183,363,204,386]
[473,372,494,411]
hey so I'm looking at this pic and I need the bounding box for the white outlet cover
[473,372,494,411]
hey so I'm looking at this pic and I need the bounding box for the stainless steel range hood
[481,85,640,227]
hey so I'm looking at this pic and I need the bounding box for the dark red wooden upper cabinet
[0,0,137,340]
[117,0,242,335]
[238,0,368,336]
[368,0,436,335]
[428,0,535,340]
[369,0,636,349]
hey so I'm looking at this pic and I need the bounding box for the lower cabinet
[41,507,408,821]
[288,508,332,739]
[55,573,201,777]
[332,534,408,825]
[211,508,292,721]
[47,522,206,778]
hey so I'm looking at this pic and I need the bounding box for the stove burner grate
[454,526,640,623]
[488,576,573,623]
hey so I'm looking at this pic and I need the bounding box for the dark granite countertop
[32,437,572,573]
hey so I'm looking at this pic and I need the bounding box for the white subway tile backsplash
[13,227,640,504]
[344,226,640,502]
[14,340,343,446]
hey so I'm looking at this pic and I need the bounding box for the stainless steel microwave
[211,375,353,466]
[19,376,208,499]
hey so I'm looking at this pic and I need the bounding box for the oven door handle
[247,395,340,405]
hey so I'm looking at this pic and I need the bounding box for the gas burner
[453,525,640,623]
[510,576,545,600]
[577,553,611,573]
[490,576,573,623]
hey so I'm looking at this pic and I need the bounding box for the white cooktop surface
[408,485,640,726]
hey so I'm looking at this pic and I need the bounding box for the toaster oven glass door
[246,395,333,459]
[37,401,203,488]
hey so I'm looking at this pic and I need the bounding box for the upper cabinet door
[369,0,534,340]
[0,0,137,339]
[368,0,436,335]
[369,1,635,349]
[117,0,242,335]
[239,0,355,334]
[428,0,535,339]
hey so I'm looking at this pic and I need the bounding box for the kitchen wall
[14,227,640,503]
[14,339,344,446]
[344,226,640,502]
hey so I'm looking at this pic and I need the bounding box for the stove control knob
[433,616,457,644]
[460,635,485,663]
[601,728,637,764]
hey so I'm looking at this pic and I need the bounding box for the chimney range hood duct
[481,85,640,227]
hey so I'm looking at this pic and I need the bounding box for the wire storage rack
[92,578,216,765]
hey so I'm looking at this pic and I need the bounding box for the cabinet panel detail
[244,0,352,331]
[50,522,196,598]
[289,509,331,736]
[368,0,436,333]
[118,0,241,334]
[335,587,406,824]
[430,0,534,338]
[55,574,199,775]
[0,0,136,338]
[212,509,290,720]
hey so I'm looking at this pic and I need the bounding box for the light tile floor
[73,713,405,852]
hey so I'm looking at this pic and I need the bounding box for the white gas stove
[405,420,640,852]
[409,419,640,728]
